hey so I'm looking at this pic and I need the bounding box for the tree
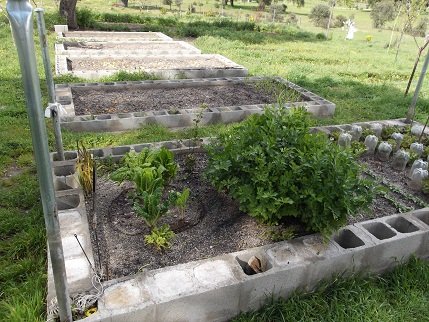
[163,0,173,10]
[291,0,305,7]
[370,1,395,28]
[59,0,78,29]
[309,4,330,27]
[175,0,183,15]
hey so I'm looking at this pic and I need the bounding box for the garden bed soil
[69,56,237,72]
[87,152,429,280]
[71,83,295,115]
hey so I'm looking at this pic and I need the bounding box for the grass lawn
[0,1,429,320]
[233,257,429,322]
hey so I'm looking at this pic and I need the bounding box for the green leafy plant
[110,147,177,184]
[206,107,374,236]
[133,188,174,228]
[133,167,164,195]
[174,188,190,220]
[76,141,94,196]
[144,224,175,250]
[265,226,296,242]
[350,141,367,157]
[381,125,403,140]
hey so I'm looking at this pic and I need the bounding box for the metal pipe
[406,48,429,123]
[6,1,73,321]
[35,7,65,161]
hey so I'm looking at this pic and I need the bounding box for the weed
[76,141,94,196]
[265,226,296,242]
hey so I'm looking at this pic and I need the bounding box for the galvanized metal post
[6,1,73,321]
[406,49,429,123]
[35,7,65,161]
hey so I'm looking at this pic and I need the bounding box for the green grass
[233,257,429,322]
[1,2,429,320]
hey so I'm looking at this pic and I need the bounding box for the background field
[0,0,429,320]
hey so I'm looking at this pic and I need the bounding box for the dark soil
[72,83,288,116]
[87,152,429,281]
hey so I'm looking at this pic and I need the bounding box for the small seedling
[144,224,175,251]
[174,188,190,220]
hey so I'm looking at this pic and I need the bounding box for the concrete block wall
[47,130,429,321]
[56,30,173,42]
[55,54,249,80]
[48,151,95,304]
[54,77,336,132]
[76,211,429,322]
[55,41,202,57]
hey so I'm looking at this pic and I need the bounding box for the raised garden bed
[57,31,173,42]
[55,77,335,132]
[55,54,248,80]
[47,119,429,321]
[54,41,201,57]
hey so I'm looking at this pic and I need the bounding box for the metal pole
[6,1,73,321]
[406,48,429,123]
[35,7,65,161]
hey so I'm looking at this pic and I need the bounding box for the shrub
[334,14,347,28]
[206,108,373,235]
[76,8,98,29]
[286,13,298,25]
[370,1,395,28]
[309,4,330,28]
[406,18,428,37]
[316,32,327,40]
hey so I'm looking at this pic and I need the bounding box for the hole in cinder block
[89,149,104,158]
[235,253,272,276]
[95,114,111,120]
[54,165,76,176]
[78,115,94,121]
[56,194,80,210]
[134,112,146,118]
[112,146,130,156]
[362,222,396,240]
[334,229,365,249]
[134,144,151,153]
[53,151,77,161]
[182,139,201,148]
[386,217,419,233]
[161,141,182,150]
[413,211,429,226]
[118,113,132,119]
[54,179,77,191]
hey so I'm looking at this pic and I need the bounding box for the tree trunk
[121,0,129,7]
[59,0,78,30]
[325,1,335,38]
[405,39,429,96]
[230,0,234,7]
